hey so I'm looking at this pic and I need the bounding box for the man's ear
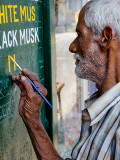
[99,26,116,52]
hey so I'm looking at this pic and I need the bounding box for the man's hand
[12,68,47,121]
[12,69,63,160]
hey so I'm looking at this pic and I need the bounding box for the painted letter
[26,28,31,44]
[27,6,31,22]
[13,5,19,22]
[32,6,35,21]
[8,54,16,72]
[8,5,13,22]
[20,6,26,21]
[8,31,12,47]
[0,5,5,24]
[2,31,8,49]
[5,5,8,23]
[12,30,18,46]
[20,29,26,45]
[35,27,39,42]
[31,28,35,43]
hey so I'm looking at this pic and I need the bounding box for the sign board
[0,0,49,159]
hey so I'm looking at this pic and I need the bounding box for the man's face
[69,8,108,84]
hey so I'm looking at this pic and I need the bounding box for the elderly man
[12,0,120,159]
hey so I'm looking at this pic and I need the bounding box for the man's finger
[12,75,25,92]
[22,68,39,81]
[21,76,35,97]
[22,69,45,92]
[21,70,47,98]
[12,75,20,81]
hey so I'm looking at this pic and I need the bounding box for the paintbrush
[10,57,52,109]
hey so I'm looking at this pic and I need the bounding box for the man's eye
[78,33,81,37]
[78,34,82,41]
[76,33,81,38]
[76,33,81,37]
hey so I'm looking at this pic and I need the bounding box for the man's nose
[69,39,78,53]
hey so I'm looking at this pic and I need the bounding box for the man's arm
[12,69,63,160]
[23,116,62,160]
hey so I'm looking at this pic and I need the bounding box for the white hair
[84,0,120,39]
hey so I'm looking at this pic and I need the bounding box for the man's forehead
[76,16,84,32]
[76,7,89,31]
[77,9,85,25]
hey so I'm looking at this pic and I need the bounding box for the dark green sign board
[0,0,53,159]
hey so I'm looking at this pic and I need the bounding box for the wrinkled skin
[12,69,47,121]
[12,6,120,160]
[69,10,108,85]
[12,69,62,160]
[69,7,120,95]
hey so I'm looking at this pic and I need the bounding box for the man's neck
[97,47,120,95]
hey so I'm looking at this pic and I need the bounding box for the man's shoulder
[85,83,120,126]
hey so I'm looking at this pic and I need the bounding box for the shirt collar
[84,91,100,108]
[85,82,120,126]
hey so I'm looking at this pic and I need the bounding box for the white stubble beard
[74,53,108,83]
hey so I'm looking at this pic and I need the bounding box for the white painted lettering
[12,30,18,46]
[31,28,34,43]
[35,27,39,42]
[8,31,12,47]
[20,29,26,45]
[2,31,8,48]
[26,28,30,44]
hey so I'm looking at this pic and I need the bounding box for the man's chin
[75,71,84,79]
[75,70,91,81]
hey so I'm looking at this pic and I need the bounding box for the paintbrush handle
[27,77,53,109]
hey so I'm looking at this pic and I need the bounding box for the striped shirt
[71,83,120,160]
